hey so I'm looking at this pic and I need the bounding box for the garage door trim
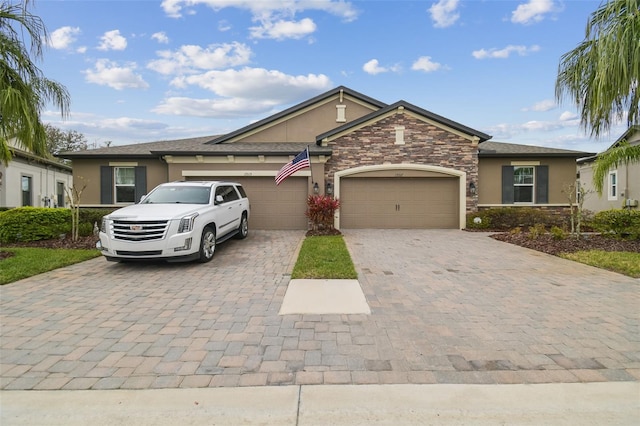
[334,164,466,229]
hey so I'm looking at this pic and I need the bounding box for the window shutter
[536,165,548,204]
[502,166,514,204]
[100,166,113,204]
[134,166,147,202]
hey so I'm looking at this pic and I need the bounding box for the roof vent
[336,105,346,123]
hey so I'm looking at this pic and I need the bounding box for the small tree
[305,195,340,232]
[64,180,87,240]
[562,181,591,238]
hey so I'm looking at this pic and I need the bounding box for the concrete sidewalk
[2,382,638,425]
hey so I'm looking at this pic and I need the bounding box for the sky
[33,0,627,154]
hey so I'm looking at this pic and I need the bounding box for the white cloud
[250,18,316,40]
[559,111,578,121]
[523,99,556,112]
[363,59,387,75]
[411,56,443,73]
[154,67,332,117]
[511,0,555,24]
[48,26,81,50]
[147,42,252,75]
[429,0,460,28]
[170,67,331,99]
[97,30,127,51]
[151,32,169,44]
[472,44,540,59]
[84,59,149,90]
[218,20,232,31]
[161,0,358,21]
[77,46,88,54]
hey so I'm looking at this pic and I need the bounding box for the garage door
[340,177,459,229]
[187,177,308,230]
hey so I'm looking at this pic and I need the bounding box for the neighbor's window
[114,167,135,203]
[21,175,32,206]
[608,171,618,200]
[57,182,65,207]
[513,166,534,203]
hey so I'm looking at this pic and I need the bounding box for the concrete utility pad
[279,279,371,315]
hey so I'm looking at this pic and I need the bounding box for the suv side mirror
[215,194,224,205]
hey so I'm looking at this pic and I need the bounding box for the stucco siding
[478,157,577,205]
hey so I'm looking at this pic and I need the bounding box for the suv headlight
[100,217,108,233]
[178,213,199,233]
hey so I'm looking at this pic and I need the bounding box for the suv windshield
[141,186,211,204]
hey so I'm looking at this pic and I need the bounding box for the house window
[608,171,617,200]
[114,167,135,203]
[513,166,534,203]
[21,175,32,206]
[502,165,548,204]
[57,182,65,207]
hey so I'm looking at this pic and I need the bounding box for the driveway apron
[1,230,638,390]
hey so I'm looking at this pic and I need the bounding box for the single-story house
[1,141,73,208]
[577,126,640,212]
[59,86,593,230]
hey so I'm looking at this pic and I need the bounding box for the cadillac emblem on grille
[130,225,143,231]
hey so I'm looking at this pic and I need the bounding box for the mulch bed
[490,232,640,256]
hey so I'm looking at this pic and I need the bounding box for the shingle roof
[57,137,332,159]
[478,141,594,158]
[316,100,492,143]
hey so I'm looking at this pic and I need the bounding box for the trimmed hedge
[0,207,71,243]
[466,207,566,231]
[0,207,117,243]
[592,209,640,240]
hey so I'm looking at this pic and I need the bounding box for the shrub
[592,209,640,240]
[0,207,71,243]
[306,195,340,231]
[550,225,567,240]
[466,207,566,231]
[79,208,116,235]
[528,223,546,239]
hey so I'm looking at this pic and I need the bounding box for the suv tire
[198,226,216,263]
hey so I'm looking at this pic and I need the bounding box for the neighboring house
[0,142,73,208]
[577,126,640,213]
[58,86,593,230]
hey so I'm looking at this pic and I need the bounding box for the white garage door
[340,177,459,229]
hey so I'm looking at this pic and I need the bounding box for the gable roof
[315,100,492,144]
[207,86,388,145]
[479,141,594,158]
[577,125,640,164]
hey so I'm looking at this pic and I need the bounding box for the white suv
[97,181,250,263]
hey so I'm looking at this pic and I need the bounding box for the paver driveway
[1,230,638,390]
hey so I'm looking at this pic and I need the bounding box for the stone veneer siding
[324,113,479,212]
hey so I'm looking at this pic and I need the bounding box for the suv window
[215,185,240,203]
[236,185,247,199]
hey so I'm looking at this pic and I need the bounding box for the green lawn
[560,250,640,278]
[291,235,358,279]
[0,248,101,285]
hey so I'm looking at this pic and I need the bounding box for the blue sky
[35,0,625,153]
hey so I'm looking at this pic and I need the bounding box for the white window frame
[114,167,136,204]
[513,166,535,203]
[608,170,618,200]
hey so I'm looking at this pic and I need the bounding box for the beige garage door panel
[187,176,308,230]
[341,177,459,229]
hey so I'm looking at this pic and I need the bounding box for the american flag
[275,148,310,185]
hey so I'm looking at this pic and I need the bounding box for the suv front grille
[111,220,169,242]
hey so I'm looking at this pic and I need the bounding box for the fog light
[174,238,192,252]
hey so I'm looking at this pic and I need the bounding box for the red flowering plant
[305,195,341,235]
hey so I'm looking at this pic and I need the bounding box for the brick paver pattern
[1,230,638,390]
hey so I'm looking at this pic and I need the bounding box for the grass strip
[0,248,101,285]
[560,250,640,278]
[291,235,358,279]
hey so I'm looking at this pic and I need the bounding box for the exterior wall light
[326,182,333,196]
[469,181,477,195]
[313,182,319,194]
